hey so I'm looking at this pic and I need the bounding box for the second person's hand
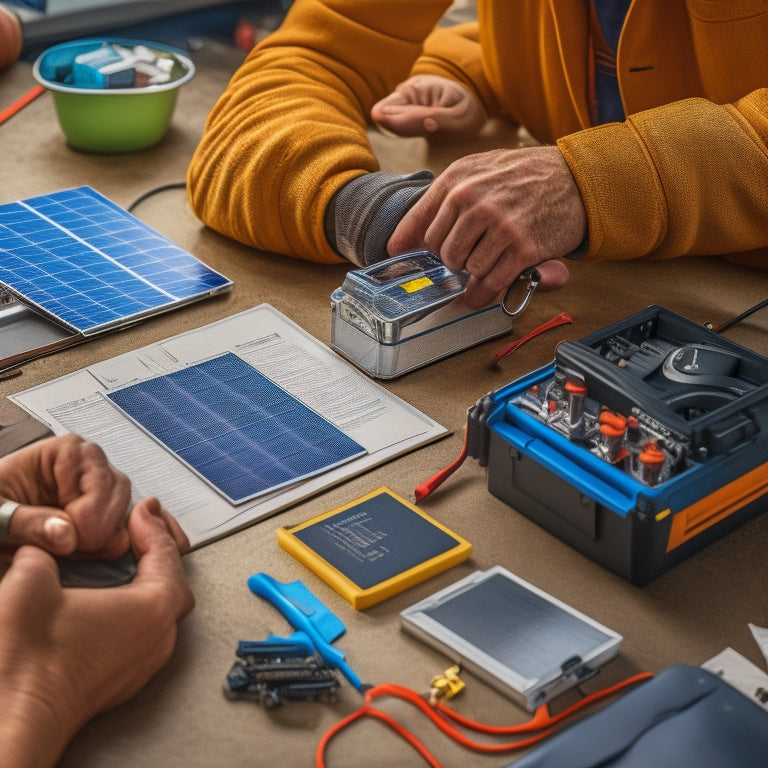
[0,434,131,558]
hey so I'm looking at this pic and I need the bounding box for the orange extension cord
[316,673,654,768]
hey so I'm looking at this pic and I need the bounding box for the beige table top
[2,36,768,768]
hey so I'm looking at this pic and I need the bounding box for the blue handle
[247,572,365,691]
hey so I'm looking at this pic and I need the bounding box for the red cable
[316,673,654,768]
[413,427,468,503]
[414,312,574,503]
[0,84,45,126]
[492,311,573,366]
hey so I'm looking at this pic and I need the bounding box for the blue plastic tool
[237,631,317,659]
[247,572,366,691]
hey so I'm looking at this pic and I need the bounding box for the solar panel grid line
[19,195,179,296]
[0,206,168,330]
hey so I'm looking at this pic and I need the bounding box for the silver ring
[0,500,20,543]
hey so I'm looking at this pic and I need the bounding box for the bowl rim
[32,37,195,95]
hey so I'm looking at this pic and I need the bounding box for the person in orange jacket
[187,0,768,308]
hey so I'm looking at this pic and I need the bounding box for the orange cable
[435,671,655,734]
[316,695,442,768]
[0,84,45,126]
[316,673,654,767]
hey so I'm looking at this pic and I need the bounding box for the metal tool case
[329,251,530,378]
[468,305,768,585]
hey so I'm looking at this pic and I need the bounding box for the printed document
[10,305,447,547]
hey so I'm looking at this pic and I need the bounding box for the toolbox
[467,306,768,585]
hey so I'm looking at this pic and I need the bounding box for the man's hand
[371,75,486,137]
[388,145,585,307]
[0,497,194,768]
[0,434,131,558]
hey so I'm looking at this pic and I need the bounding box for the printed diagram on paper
[10,304,447,547]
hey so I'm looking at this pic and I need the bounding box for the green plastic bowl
[33,38,195,153]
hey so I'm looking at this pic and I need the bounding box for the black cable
[126,181,187,213]
[711,297,768,333]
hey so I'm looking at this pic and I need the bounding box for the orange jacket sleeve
[187,0,452,263]
[559,93,768,267]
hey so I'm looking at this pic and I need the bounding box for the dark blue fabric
[593,0,632,50]
[592,0,632,123]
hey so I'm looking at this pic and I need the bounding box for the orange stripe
[666,460,768,551]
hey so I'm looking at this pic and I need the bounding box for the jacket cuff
[557,120,667,261]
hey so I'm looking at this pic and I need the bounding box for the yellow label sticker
[400,277,433,293]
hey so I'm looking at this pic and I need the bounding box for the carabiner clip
[501,267,541,317]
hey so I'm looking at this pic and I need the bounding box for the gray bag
[509,665,768,768]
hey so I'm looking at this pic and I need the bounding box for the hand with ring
[0,434,133,558]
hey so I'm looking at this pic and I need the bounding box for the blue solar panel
[0,186,232,335]
[107,352,367,504]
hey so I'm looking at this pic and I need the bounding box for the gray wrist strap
[325,170,434,266]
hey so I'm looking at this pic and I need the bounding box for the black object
[224,638,340,707]
[57,550,137,588]
[476,305,768,584]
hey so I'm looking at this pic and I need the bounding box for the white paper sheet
[702,647,768,712]
[10,304,447,547]
[749,623,768,670]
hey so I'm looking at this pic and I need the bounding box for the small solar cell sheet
[107,353,367,504]
[419,572,613,680]
[0,187,231,334]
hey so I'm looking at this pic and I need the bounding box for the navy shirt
[590,0,632,123]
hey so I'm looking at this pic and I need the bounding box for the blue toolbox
[467,306,768,585]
